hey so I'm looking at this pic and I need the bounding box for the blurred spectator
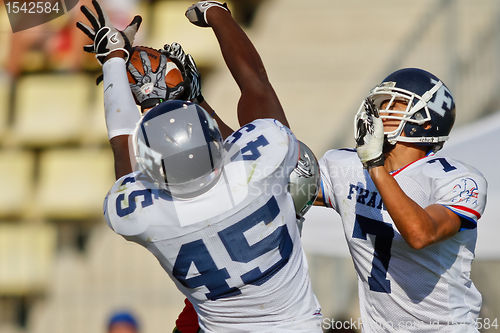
[107,310,140,333]
[5,0,141,78]
[6,0,90,78]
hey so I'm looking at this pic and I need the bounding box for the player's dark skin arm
[369,166,461,249]
[205,7,289,128]
[109,135,132,180]
[199,100,233,139]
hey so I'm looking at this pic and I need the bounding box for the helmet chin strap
[396,135,449,144]
[382,136,396,154]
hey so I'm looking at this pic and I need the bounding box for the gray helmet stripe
[161,158,169,184]
[196,109,215,169]
[140,122,151,148]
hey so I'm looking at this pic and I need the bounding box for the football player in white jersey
[316,68,487,332]
[76,1,322,332]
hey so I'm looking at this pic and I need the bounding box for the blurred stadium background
[0,0,499,332]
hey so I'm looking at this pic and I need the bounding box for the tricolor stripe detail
[443,205,477,230]
[320,180,328,207]
[450,205,481,219]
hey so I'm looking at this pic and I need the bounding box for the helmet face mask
[133,101,224,198]
[358,68,456,152]
[369,83,434,144]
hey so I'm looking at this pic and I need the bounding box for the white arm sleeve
[102,57,141,139]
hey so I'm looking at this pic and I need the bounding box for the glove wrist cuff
[204,2,230,25]
[363,154,385,170]
[97,48,130,65]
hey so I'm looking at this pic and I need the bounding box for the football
[127,46,186,100]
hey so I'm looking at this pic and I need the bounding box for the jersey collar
[389,151,435,177]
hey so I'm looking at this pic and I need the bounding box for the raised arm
[77,0,142,179]
[368,167,461,249]
[186,1,289,128]
[103,52,138,179]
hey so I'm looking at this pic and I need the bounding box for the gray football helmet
[133,100,224,198]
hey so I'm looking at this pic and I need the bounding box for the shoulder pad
[223,119,298,183]
[105,172,170,237]
[321,148,361,168]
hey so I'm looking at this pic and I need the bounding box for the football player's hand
[163,43,203,103]
[185,1,230,27]
[355,98,385,169]
[128,50,185,109]
[76,0,142,65]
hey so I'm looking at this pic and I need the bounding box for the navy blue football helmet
[133,100,224,197]
[360,68,456,152]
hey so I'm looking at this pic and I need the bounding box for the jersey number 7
[352,214,394,293]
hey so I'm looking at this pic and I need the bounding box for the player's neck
[384,143,428,173]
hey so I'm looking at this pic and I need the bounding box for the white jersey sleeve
[104,172,171,242]
[223,118,299,178]
[427,158,487,228]
[319,148,360,211]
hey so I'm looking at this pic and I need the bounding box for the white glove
[76,0,141,65]
[185,1,230,27]
[354,98,385,169]
[162,43,203,103]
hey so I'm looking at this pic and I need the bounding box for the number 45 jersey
[104,119,322,332]
[320,149,487,333]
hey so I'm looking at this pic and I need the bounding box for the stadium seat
[0,150,35,218]
[0,223,56,296]
[10,74,93,147]
[35,148,115,219]
[146,0,232,67]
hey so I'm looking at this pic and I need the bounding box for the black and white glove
[162,43,204,103]
[128,50,186,110]
[76,0,142,65]
[355,98,385,169]
[185,1,230,27]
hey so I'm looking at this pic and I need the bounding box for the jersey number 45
[172,196,293,300]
